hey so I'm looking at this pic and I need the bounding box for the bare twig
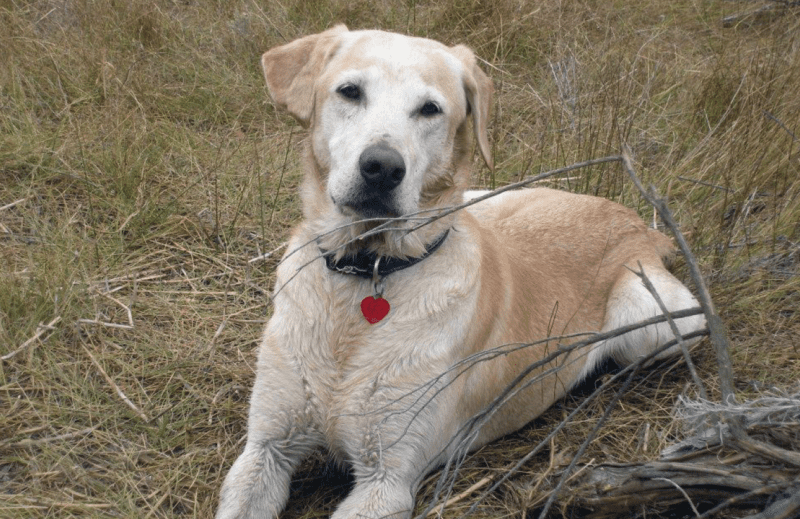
[82,345,150,422]
[722,3,791,28]
[407,156,622,234]
[630,262,708,400]
[621,145,736,404]
[1,499,114,510]
[676,176,735,193]
[536,362,642,519]
[92,271,166,286]
[76,319,134,330]
[0,426,97,450]
[99,291,134,327]
[248,241,288,263]
[696,483,795,519]
[0,198,27,211]
[268,127,294,226]
[656,477,701,518]
[731,434,800,468]
[571,460,794,513]
[395,310,706,461]
[568,384,800,515]
[426,476,493,517]
[740,489,800,519]
[206,317,228,353]
[2,316,62,361]
[763,110,799,143]
[427,327,709,518]
[271,156,624,299]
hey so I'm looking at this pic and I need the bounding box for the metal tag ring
[372,256,384,298]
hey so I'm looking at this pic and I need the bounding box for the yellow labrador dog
[217,26,705,519]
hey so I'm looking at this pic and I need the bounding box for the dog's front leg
[330,377,461,519]
[216,328,322,519]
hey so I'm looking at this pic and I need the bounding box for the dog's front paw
[216,443,292,519]
[331,479,415,519]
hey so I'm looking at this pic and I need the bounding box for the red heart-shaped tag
[360,296,390,324]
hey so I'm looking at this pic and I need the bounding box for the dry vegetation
[1,0,799,517]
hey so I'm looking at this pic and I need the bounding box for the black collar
[322,229,450,279]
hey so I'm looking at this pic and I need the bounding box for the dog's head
[262,26,492,258]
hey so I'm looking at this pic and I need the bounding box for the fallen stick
[0,198,27,211]
[621,145,736,404]
[0,426,97,450]
[2,316,62,361]
[630,262,708,400]
[425,476,493,517]
[76,319,134,330]
[82,345,150,422]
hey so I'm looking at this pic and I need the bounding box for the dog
[216,26,705,519]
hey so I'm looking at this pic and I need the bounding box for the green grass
[1,0,799,517]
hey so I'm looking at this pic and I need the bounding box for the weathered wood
[548,389,800,518]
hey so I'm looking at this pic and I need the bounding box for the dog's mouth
[335,196,402,220]
[346,202,401,220]
[322,192,447,261]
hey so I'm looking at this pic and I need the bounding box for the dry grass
[1,0,799,517]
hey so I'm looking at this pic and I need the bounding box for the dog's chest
[305,275,449,385]
[273,240,480,457]
[284,269,468,432]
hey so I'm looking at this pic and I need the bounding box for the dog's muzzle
[343,143,406,217]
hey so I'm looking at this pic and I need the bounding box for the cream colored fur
[216,27,705,519]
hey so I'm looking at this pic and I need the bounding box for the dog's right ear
[261,25,348,126]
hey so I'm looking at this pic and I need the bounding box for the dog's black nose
[359,144,405,191]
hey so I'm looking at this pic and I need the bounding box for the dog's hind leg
[216,331,322,519]
[583,264,706,377]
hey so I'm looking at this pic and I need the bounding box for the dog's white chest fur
[270,226,481,449]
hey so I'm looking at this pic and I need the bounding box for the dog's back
[450,187,700,445]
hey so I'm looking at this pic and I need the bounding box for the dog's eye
[419,101,441,117]
[337,84,361,101]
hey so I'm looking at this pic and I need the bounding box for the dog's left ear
[261,25,349,126]
[450,45,494,170]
